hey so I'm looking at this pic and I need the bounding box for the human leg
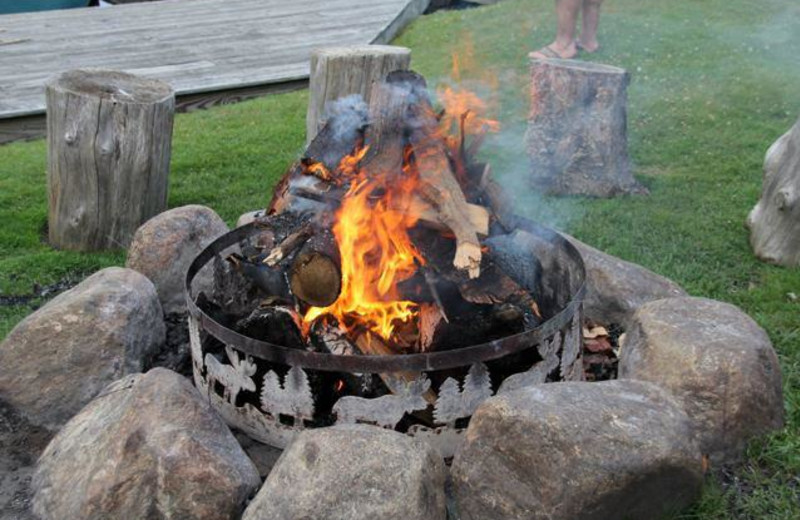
[530,0,581,59]
[578,0,603,52]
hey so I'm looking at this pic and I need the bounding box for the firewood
[263,222,314,267]
[226,253,291,301]
[235,304,305,349]
[417,303,444,352]
[456,262,538,314]
[269,100,367,215]
[392,70,483,278]
[390,194,489,237]
[289,230,342,307]
[361,71,408,177]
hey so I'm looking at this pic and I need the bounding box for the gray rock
[452,380,703,520]
[619,297,784,464]
[242,424,447,520]
[32,368,261,520]
[563,234,687,326]
[234,431,282,478]
[0,267,164,430]
[126,204,229,313]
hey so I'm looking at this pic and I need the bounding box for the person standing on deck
[530,0,603,59]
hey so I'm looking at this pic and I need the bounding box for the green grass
[2,0,799,516]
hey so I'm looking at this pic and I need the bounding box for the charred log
[226,253,291,302]
[235,305,305,349]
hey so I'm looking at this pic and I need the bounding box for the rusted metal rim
[185,215,586,373]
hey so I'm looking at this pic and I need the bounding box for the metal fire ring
[184,215,586,373]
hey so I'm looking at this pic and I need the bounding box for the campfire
[185,69,586,456]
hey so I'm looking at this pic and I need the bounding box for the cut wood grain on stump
[525,59,645,197]
[746,116,800,266]
[46,69,175,251]
[306,45,411,144]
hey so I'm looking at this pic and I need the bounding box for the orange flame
[301,60,500,348]
[438,39,501,137]
[304,147,424,342]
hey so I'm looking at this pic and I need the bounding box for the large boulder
[126,204,229,314]
[32,368,260,520]
[563,234,687,326]
[452,380,703,520]
[0,267,164,430]
[242,424,447,520]
[619,297,784,464]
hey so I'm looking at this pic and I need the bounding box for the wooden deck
[0,0,428,143]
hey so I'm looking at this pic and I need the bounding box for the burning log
[289,230,342,307]
[391,194,490,238]
[398,71,485,278]
[361,71,410,177]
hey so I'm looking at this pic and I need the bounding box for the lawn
[1,0,799,516]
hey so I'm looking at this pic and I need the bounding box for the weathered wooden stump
[46,69,175,251]
[746,116,800,266]
[306,45,411,144]
[525,59,645,197]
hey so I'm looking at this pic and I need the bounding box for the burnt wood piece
[307,45,410,144]
[525,59,645,197]
[235,305,305,350]
[268,99,368,216]
[46,69,174,250]
[226,253,291,302]
[486,228,580,319]
[395,70,484,278]
[289,230,342,307]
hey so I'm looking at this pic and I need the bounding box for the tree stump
[525,59,645,197]
[746,116,800,266]
[46,69,175,251]
[306,45,411,144]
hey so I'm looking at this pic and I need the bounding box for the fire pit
[184,69,586,457]
[185,218,584,457]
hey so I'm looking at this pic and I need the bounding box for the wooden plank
[0,0,429,130]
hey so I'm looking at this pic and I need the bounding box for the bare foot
[576,38,600,53]
[529,41,577,60]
